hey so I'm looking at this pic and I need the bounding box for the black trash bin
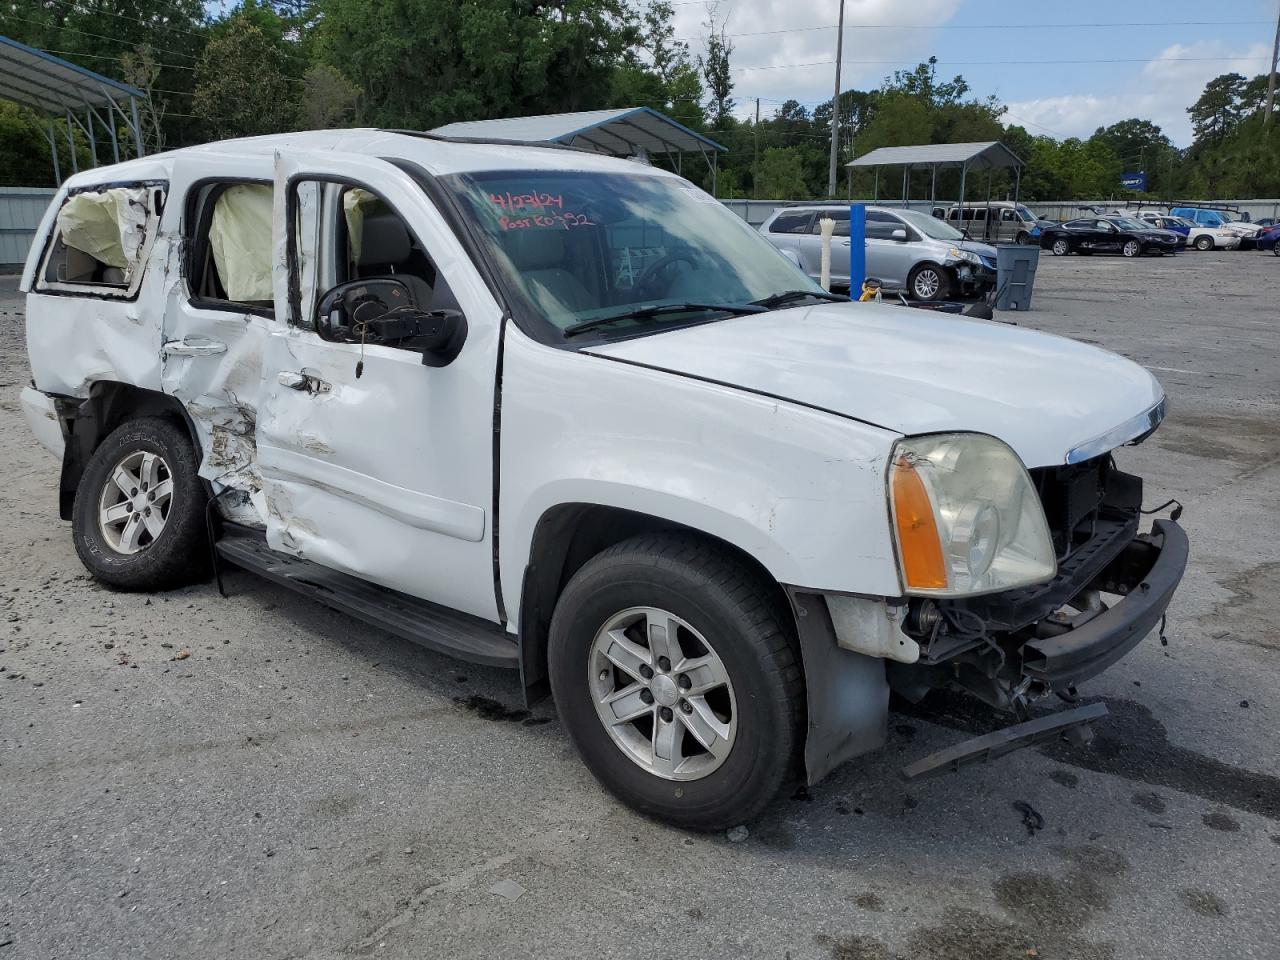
[996,245,1040,311]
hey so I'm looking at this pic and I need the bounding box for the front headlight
[888,433,1057,596]
[948,247,981,265]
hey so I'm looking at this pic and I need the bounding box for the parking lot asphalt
[1,249,1278,960]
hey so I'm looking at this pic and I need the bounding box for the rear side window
[768,211,814,234]
[36,183,166,299]
[808,210,849,236]
[865,210,901,240]
[186,181,274,315]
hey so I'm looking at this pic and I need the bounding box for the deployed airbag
[55,187,149,278]
[209,183,273,301]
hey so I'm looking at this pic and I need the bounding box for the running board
[900,702,1108,780]
[215,531,519,670]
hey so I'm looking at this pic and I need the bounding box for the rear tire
[1194,235,1214,251]
[72,417,209,590]
[548,533,803,831]
[908,263,950,301]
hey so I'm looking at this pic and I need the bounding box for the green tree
[755,146,807,199]
[300,64,360,129]
[192,17,299,139]
[699,8,734,128]
[1188,72,1247,142]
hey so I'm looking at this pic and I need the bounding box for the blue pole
[849,203,866,293]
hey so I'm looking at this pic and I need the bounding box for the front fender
[498,326,904,616]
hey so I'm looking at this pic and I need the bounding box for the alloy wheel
[913,268,941,299]
[97,450,173,555]
[588,606,737,781]
[1052,239,1069,256]
[1123,240,1141,258]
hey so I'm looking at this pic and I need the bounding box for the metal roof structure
[844,140,1026,219]
[432,107,727,190]
[0,35,146,182]
[848,141,1023,171]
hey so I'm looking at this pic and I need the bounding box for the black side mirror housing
[315,278,467,367]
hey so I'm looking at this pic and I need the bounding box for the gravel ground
[1,249,1278,960]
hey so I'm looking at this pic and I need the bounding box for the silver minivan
[760,204,997,300]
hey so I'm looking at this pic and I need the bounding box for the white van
[20,130,1187,829]
[932,201,1045,245]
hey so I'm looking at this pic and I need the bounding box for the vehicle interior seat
[505,230,593,313]
[352,210,436,309]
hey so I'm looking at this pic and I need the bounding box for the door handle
[278,371,331,394]
[163,337,226,357]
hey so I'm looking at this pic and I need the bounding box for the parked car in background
[1170,207,1261,249]
[760,204,997,300]
[1253,217,1277,229]
[931,201,1044,244]
[1257,223,1280,254]
[1124,211,1235,251]
[1040,216,1181,257]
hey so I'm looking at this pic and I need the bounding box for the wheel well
[517,503,792,705]
[58,382,197,520]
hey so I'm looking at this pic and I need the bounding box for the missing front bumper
[1020,519,1188,688]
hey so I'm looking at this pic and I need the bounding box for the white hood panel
[586,302,1164,468]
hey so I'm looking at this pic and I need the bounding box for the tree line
[1,0,1276,201]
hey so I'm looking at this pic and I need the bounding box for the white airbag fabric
[209,183,274,301]
[56,187,149,277]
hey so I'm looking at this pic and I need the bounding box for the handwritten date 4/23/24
[488,190,596,231]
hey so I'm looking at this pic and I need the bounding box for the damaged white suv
[20,130,1187,829]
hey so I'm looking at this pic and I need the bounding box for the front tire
[548,533,803,831]
[1122,240,1142,258]
[1015,230,1030,245]
[1051,238,1071,256]
[908,263,950,301]
[72,417,209,590]
[1194,235,1214,251]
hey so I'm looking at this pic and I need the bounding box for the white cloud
[669,0,965,117]
[1004,41,1271,146]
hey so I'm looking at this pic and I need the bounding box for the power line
[737,55,1273,72]
[1,11,201,61]
[677,20,1271,42]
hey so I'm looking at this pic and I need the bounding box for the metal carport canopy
[847,141,1023,171]
[0,34,146,178]
[431,107,727,190]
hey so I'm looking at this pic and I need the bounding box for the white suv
[20,130,1187,829]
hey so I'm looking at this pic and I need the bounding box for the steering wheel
[635,251,700,298]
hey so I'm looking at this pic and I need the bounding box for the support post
[849,202,866,294]
[47,119,61,185]
[85,108,98,167]
[985,167,993,242]
[873,169,879,201]
[826,0,846,197]
[1267,1,1280,124]
[958,162,967,235]
[930,165,937,209]
[711,151,718,198]
[130,96,145,156]
[65,111,78,174]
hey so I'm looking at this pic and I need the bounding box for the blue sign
[1120,171,1147,191]
[849,203,866,292]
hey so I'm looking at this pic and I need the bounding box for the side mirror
[778,248,802,267]
[890,228,908,241]
[315,278,468,367]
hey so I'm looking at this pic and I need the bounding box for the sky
[666,0,1279,146]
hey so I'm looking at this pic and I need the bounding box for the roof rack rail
[382,129,595,154]
[1162,199,1242,213]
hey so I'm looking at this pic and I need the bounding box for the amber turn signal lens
[891,455,948,591]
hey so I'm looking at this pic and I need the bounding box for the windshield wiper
[563,302,766,338]
[751,289,850,309]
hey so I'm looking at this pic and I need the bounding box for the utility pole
[753,97,760,199]
[1266,0,1280,124]
[826,0,846,197]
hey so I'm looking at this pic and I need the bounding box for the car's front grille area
[1029,455,1136,561]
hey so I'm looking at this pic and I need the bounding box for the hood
[956,239,998,259]
[585,302,1164,468]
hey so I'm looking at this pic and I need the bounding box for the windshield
[1016,206,1037,222]
[1112,217,1147,230]
[445,169,818,340]
[897,208,964,240]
